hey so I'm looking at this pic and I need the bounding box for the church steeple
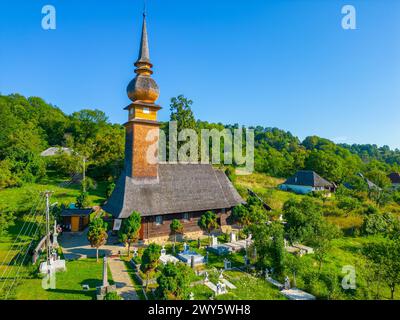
[127,13,159,103]
[124,12,161,180]
[136,13,151,68]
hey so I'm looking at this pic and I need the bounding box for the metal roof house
[40,147,72,157]
[388,172,400,189]
[279,170,335,195]
[102,14,243,242]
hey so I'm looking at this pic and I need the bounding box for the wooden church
[103,13,243,242]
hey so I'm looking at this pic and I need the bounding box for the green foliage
[232,195,268,228]
[156,262,194,300]
[337,196,360,214]
[251,222,285,275]
[363,239,400,299]
[362,212,400,236]
[119,212,142,257]
[198,211,219,235]
[170,219,183,235]
[225,166,237,183]
[141,243,161,288]
[169,95,196,133]
[0,209,15,237]
[87,217,108,261]
[283,197,324,244]
[104,292,121,300]
[106,182,116,198]
[76,191,90,209]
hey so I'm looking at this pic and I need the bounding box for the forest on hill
[1,93,399,192]
[2,93,400,299]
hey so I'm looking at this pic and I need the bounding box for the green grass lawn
[0,178,107,214]
[235,173,302,210]
[0,176,109,300]
[13,258,112,300]
[190,269,286,300]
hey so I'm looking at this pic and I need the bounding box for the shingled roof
[388,172,400,184]
[103,163,244,219]
[283,170,333,188]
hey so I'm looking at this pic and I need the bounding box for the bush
[104,292,121,300]
[362,213,388,235]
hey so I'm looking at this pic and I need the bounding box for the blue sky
[0,0,399,148]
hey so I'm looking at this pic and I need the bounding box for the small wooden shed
[60,208,93,232]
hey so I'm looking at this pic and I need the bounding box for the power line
[0,195,44,279]
[0,196,45,292]
[3,208,46,299]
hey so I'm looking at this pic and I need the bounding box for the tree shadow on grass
[47,278,103,300]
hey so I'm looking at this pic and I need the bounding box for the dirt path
[108,257,140,300]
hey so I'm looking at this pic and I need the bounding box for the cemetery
[120,234,316,300]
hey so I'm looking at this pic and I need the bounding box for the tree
[87,217,108,262]
[76,190,90,209]
[106,182,116,198]
[369,189,392,208]
[119,212,142,257]
[0,210,15,237]
[283,197,324,244]
[141,243,161,290]
[169,95,196,133]
[312,222,341,272]
[362,213,388,235]
[284,253,303,288]
[232,196,268,230]
[156,262,193,300]
[363,239,400,299]
[170,219,183,253]
[251,222,285,275]
[198,211,219,244]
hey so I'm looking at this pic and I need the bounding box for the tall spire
[135,12,152,68]
[127,12,159,103]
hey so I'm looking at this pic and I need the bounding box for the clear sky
[0,0,399,148]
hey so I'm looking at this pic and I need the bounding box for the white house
[279,170,335,195]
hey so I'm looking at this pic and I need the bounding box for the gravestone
[216,281,227,295]
[284,276,291,290]
[224,259,231,270]
[211,235,218,247]
[183,242,189,253]
[230,232,236,243]
[219,270,224,280]
[252,247,257,259]
[133,247,138,257]
[265,268,270,280]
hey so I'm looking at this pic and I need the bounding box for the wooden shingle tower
[124,12,161,180]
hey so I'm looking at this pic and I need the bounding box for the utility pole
[43,191,53,270]
[82,157,86,193]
